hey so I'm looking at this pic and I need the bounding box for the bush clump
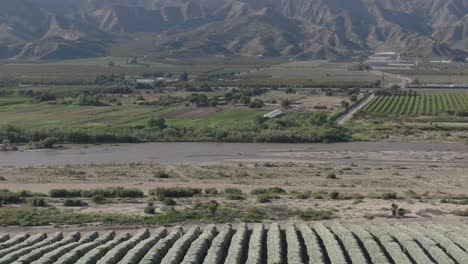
[49,187,143,198]
[329,191,340,199]
[251,187,287,195]
[149,187,202,198]
[144,205,156,215]
[0,190,44,204]
[49,189,82,198]
[223,188,243,195]
[297,209,334,221]
[153,171,171,178]
[28,198,47,207]
[204,188,219,195]
[162,198,176,206]
[256,194,272,203]
[63,199,87,207]
[382,192,398,200]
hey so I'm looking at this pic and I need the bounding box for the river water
[1,141,467,167]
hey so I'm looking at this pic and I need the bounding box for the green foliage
[153,171,171,178]
[251,187,286,195]
[28,198,47,207]
[49,187,143,198]
[207,200,219,216]
[144,205,156,215]
[179,72,189,82]
[162,198,176,206]
[242,208,266,222]
[224,194,245,200]
[63,199,87,207]
[49,189,82,198]
[358,92,468,118]
[329,191,340,199]
[204,188,219,195]
[223,188,243,195]
[382,192,398,200]
[248,99,264,108]
[0,190,45,204]
[0,109,350,144]
[147,117,167,130]
[77,95,102,106]
[256,195,271,203]
[149,187,202,198]
[297,209,334,221]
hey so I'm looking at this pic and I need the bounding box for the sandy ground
[1,143,468,227]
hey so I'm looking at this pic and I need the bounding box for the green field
[359,93,468,117]
[0,96,264,130]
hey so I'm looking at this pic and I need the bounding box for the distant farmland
[359,93,468,117]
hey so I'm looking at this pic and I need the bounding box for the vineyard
[1,223,468,263]
[358,93,468,117]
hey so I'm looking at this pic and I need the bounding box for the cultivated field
[1,223,468,264]
[0,57,281,83]
[359,93,468,117]
[253,60,399,83]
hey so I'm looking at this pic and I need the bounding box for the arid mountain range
[0,0,467,60]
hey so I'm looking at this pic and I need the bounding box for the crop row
[1,223,468,263]
[359,93,468,117]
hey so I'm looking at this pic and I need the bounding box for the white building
[264,109,283,119]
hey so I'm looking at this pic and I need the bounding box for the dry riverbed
[1,141,468,227]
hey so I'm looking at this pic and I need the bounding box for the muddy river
[1,141,467,167]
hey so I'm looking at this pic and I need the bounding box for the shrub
[162,198,176,206]
[80,187,144,198]
[225,194,245,200]
[452,209,468,217]
[224,188,243,195]
[147,117,167,130]
[49,187,144,198]
[312,191,327,199]
[297,209,334,221]
[329,191,340,199]
[144,206,156,215]
[256,195,271,203]
[149,187,202,198]
[251,187,287,195]
[326,173,337,179]
[248,99,264,108]
[92,195,105,203]
[63,199,87,207]
[291,192,310,199]
[207,200,219,216]
[382,192,397,200]
[28,198,47,207]
[204,188,218,195]
[0,190,24,204]
[397,208,406,218]
[153,171,171,178]
[49,189,82,198]
[242,208,265,222]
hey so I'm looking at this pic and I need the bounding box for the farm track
[336,94,375,125]
[1,223,468,263]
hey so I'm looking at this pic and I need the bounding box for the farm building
[264,109,283,119]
